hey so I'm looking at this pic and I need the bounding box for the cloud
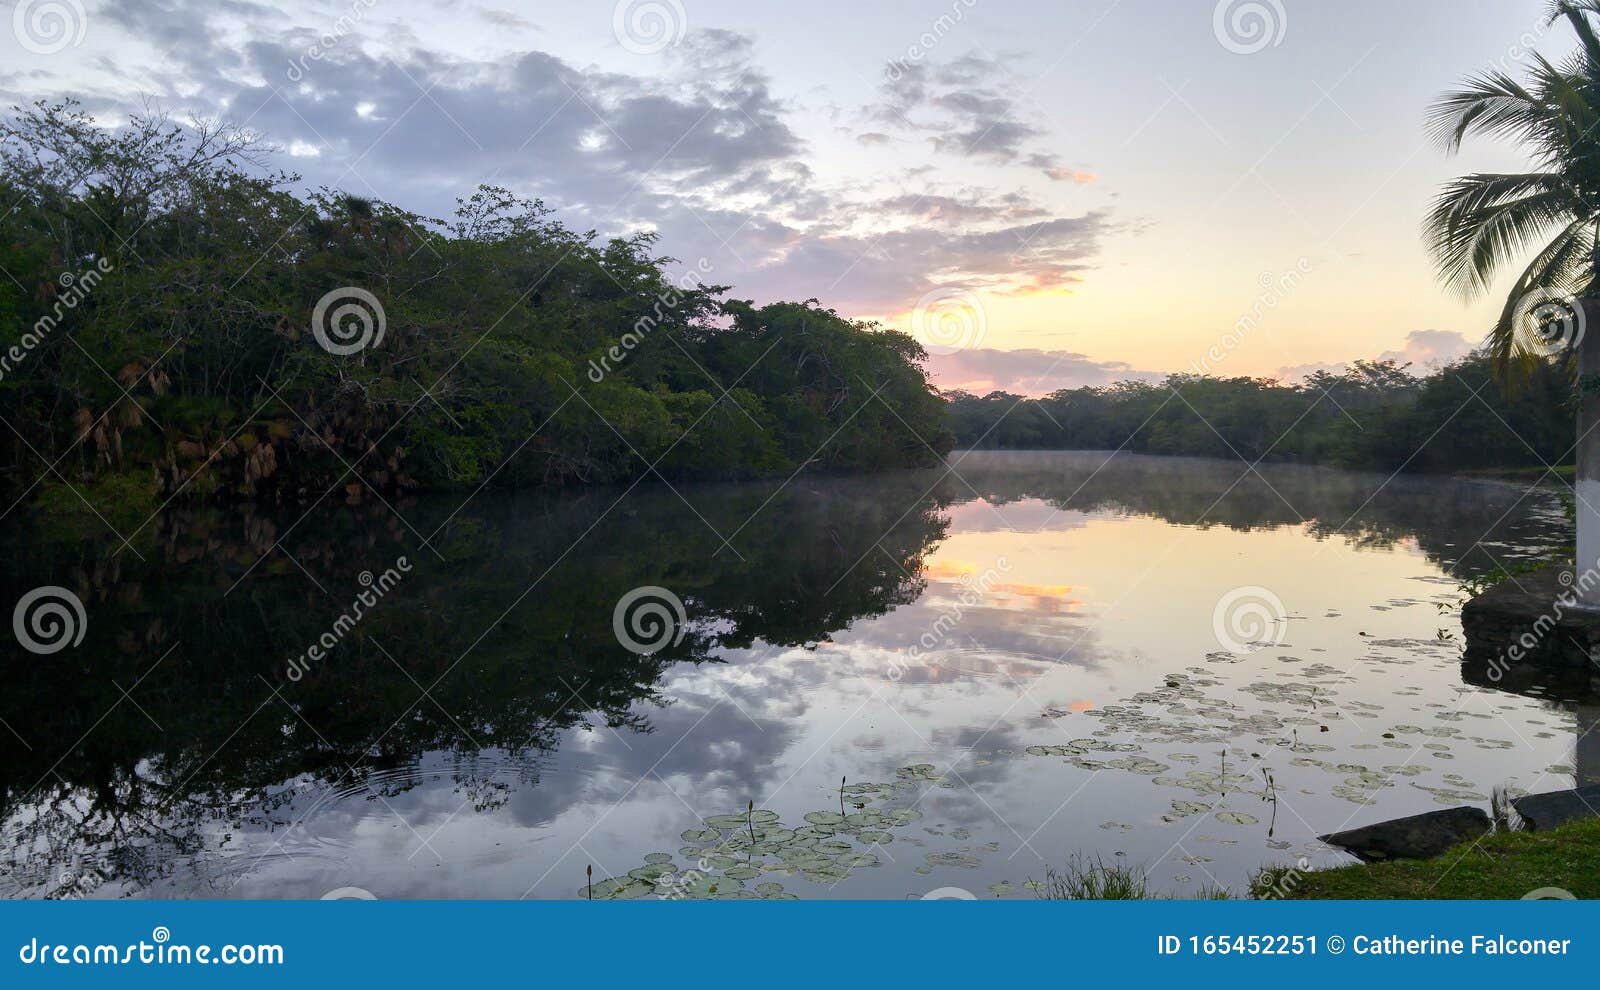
[940,332,1481,399]
[477,7,536,31]
[1378,329,1478,367]
[1274,330,1478,382]
[10,3,1115,325]
[926,348,1162,397]
[74,4,801,218]
[730,212,1114,313]
[866,52,1082,171]
[874,191,1047,225]
[1043,167,1097,184]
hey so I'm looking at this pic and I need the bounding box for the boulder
[1511,785,1600,831]
[1461,566,1600,672]
[1318,806,1490,862]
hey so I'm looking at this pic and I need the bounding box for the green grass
[1283,818,1600,899]
[1036,856,1230,900]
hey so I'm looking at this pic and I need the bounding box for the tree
[0,99,949,524]
[1424,0,1600,599]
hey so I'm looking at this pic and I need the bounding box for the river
[1,450,1590,899]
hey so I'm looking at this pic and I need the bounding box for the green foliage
[1424,1,1600,379]
[944,354,1575,472]
[1034,855,1232,900]
[0,100,950,514]
[1285,816,1600,899]
[32,472,161,542]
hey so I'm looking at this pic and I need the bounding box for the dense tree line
[944,356,1575,472]
[0,101,951,526]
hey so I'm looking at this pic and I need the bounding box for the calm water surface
[2,451,1592,899]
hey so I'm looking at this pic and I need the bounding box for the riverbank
[1454,464,1575,485]
[1284,818,1600,899]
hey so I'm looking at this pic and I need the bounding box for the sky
[0,0,1573,393]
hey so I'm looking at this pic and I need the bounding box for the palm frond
[1424,173,1581,297]
[1432,3,1600,388]
[1428,69,1552,153]
[1487,216,1594,380]
[1550,1,1600,68]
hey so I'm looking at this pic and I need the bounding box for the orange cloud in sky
[1044,168,1098,183]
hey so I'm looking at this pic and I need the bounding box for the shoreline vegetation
[946,356,1574,474]
[1280,818,1600,900]
[0,100,951,533]
[1035,819,1600,900]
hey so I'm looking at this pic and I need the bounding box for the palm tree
[1426,0,1600,601]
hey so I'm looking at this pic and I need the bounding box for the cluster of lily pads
[1014,611,1553,873]
[581,767,947,900]
[583,576,1581,901]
